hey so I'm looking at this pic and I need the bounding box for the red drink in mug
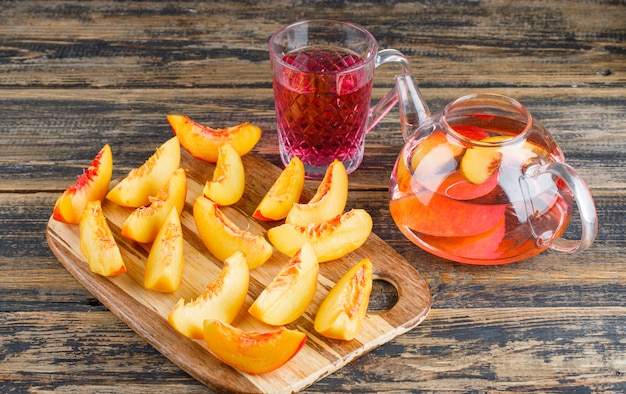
[270,20,410,179]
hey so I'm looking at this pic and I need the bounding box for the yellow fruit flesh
[167,115,262,163]
[286,159,348,226]
[253,156,305,221]
[79,200,126,277]
[121,168,187,243]
[203,319,306,374]
[144,208,184,292]
[168,251,249,339]
[248,242,319,326]
[193,195,273,269]
[202,143,245,206]
[106,136,181,207]
[268,209,373,262]
[314,257,373,340]
[53,144,113,224]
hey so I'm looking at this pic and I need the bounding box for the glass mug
[390,75,598,264]
[269,19,410,179]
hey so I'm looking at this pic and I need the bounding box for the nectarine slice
[461,135,551,185]
[248,242,319,326]
[253,156,305,221]
[121,168,187,243]
[202,143,245,206]
[439,170,498,200]
[79,200,126,277]
[53,144,113,224]
[268,209,373,262]
[410,131,464,180]
[144,207,184,292]
[314,257,373,341]
[421,216,506,262]
[389,191,506,237]
[107,137,181,208]
[168,251,249,339]
[286,159,348,226]
[203,319,306,374]
[167,115,262,163]
[193,195,272,269]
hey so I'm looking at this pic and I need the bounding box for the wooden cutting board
[46,146,432,393]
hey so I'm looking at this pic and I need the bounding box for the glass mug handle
[366,49,412,132]
[523,162,598,253]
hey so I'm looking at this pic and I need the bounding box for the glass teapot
[389,74,598,265]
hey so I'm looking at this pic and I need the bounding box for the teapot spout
[396,74,430,141]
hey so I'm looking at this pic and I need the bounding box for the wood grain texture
[46,149,432,393]
[1,0,625,392]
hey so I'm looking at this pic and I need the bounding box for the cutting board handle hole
[367,278,399,314]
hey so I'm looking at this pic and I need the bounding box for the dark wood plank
[1,0,625,392]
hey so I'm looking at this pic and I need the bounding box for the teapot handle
[523,162,598,253]
[366,49,412,133]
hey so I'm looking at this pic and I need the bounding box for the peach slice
[268,209,372,263]
[203,319,306,374]
[285,159,348,226]
[389,190,506,237]
[253,156,305,221]
[144,207,184,292]
[168,251,249,339]
[438,170,499,200]
[167,115,262,163]
[248,242,319,326]
[314,257,373,341]
[79,200,126,277]
[53,144,113,224]
[410,131,465,181]
[461,135,551,185]
[421,216,506,262]
[121,168,187,243]
[193,195,272,269]
[106,137,181,208]
[460,148,502,185]
[202,143,245,206]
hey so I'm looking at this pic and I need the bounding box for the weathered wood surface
[46,149,432,393]
[1,0,625,392]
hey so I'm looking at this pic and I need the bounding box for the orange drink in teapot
[390,79,597,264]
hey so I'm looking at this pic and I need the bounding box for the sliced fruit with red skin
[248,242,319,326]
[460,144,502,185]
[193,195,272,269]
[106,137,181,208]
[268,209,372,262]
[53,144,113,224]
[202,143,245,206]
[421,216,506,262]
[410,131,465,181]
[167,114,262,163]
[168,251,249,339]
[314,257,373,341]
[438,170,499,200]
[286,159,348,226]
[79,200,126,277]
[144,207,184,292]
[253,156,305,221]
[203,319,307,374]
[393,151,415,195]
[121,168,187,243]
[393,131,467,198]
[389,190,506,237]
[461,135,551,185]
[450,124,490,141]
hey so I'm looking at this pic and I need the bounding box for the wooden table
[2,1,625,392]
